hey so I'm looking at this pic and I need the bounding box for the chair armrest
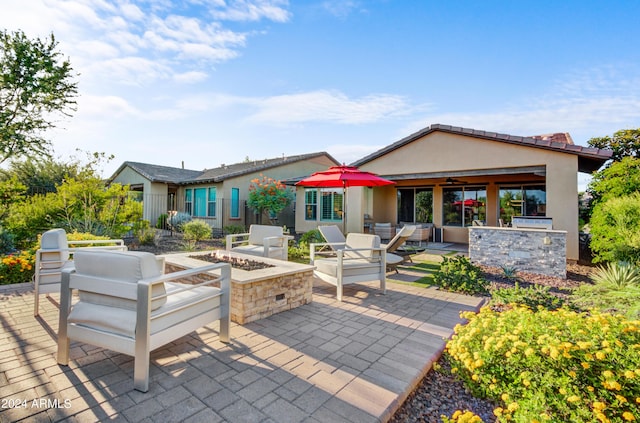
[263,235,293,248]
[226,233,250,249]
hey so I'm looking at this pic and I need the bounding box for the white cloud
[246,90,414,125]
[321,1,364,19]
[407,65,640,145]
[173,71,209,84]
[208,0,292,22]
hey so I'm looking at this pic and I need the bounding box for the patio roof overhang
[380,165,547,182]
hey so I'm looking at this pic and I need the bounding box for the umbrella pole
[343,184,347,234]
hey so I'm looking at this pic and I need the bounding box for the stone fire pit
[161,250,314,324]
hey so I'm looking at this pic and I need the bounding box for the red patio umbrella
[295,165,395,232]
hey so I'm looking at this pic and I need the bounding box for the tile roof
[111,152,339,185]
[351,123,613,173]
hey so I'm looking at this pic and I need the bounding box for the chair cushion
[232,244,284,259]
[40,228,70,268]
[68,282,222,338]
[247,225,283,246]
[315,258,382,278]
[344,233,380,259]
[73,250,166,311]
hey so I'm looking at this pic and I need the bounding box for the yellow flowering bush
[0,250,35,285]
[442,410,485,423]
[447,306,640,422]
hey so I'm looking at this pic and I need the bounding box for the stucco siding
[356,131,582,261]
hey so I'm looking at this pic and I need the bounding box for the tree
[247,175,294,224]
[589,193,640,264]
[1,30,78,164]
[0,157,79,195]
[587,128,640,163]
[587,157,640,208]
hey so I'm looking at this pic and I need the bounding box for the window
[304,189,317,220]
[320,189,343,221]
[499,185,546,224]
[185,189,193,215]
[185,187,217,217]
[443,187,486,227]
[398,188,433,223]
[194,188,207,217]
[231,188,240,218]
[207,187,216,217]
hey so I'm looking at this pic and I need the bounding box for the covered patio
[0,271,483,422]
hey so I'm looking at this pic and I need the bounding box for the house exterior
[294,124,612,262]
[109,152,339,231]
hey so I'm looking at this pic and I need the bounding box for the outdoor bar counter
[468,223,567,278]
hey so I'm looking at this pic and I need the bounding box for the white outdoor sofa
[57,249,231,392]
[310,233,386,301]
[226,224,293,260]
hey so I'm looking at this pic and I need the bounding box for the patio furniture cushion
[247,224,283,245]
[39,228,70,269]
[73,250,167,311]
[227,224,291,260]
[343,232,380,259]
[67,282,222,338]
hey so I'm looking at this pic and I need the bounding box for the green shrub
[223,224,246,235]
[156,213,168,229]
[0,227,15,254]
[433,256,489,295]
[168,212,192,232]
[299,229,323,247]
[590,193,640,265]
[183,220,212,249]
[64,231,116,246]
[0,250,35,285]
[138,227,157,246]
[447,306,640,422]
[490,283,566,311]
[571,262,640,319]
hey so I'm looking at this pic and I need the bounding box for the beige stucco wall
[180,155,338,229]
[352,131,581,261]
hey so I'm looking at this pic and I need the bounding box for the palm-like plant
[590,261,640,288]
[571,261,640,318]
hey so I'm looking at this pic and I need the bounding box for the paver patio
[0,270,484,423]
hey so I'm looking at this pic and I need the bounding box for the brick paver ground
[0,272,483,423]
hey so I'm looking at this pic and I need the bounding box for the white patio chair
[33,228,127,316]
[226,224,293,260]
[57,249,231,392]
[310,233,386,301]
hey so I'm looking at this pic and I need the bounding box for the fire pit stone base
[161,250,314,325]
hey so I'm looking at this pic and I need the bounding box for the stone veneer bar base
[161,251,314,325]
[469,226,567,278]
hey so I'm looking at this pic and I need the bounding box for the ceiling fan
[445,177,466,185]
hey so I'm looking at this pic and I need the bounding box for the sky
[2,1,639,190]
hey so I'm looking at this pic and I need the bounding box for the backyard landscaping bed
[391,262,596,423]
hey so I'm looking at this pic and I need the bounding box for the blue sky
[2,1,639,189]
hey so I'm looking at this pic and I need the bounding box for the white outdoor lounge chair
[310,233,386,301]
[383,225,416,272]
[57,249,231,392]
[33,228,127,316]
[226,224,293,260]
[318,225,346,251]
